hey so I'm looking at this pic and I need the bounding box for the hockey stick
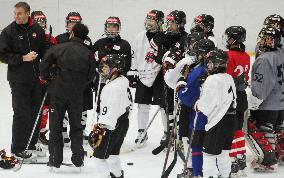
[93,74,102,122]
[24,162,73,167]
[15,91,48,171]
[160,101,181,178]
[179,112,198,178]
[122,107,160,153]
[161,102,182,178]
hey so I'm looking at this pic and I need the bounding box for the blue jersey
[178,64,207,130]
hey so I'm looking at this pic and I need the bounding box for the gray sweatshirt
[251,48,284,110]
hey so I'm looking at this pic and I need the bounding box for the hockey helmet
[223,26,246,47]
[205,49,228,74]
[104,16,121,38]
[31,11,47,30]
[99,54,126,77]
[164,10,186,34]
[187,32,207,51]
[257,26,282,52]
[144,10,164,32]
[191,14,214,34]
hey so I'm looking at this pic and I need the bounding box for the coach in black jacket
[40,22,96,168]
[0,2,47,159]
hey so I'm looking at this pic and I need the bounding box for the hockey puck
[127,162,134,165]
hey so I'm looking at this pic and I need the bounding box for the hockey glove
[88,124,106,149]
[246,88,263,110]
[0,149,19,169]
[127,69,139,88]
[176,77,187,94]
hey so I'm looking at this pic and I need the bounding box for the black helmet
[192,39,215,63]
[257,26,282,52]
[205,49,228,74]
[144,10,164,32]
[187,32,207,50]
[191,14,214,34]
[99,54,126,76]
[104,16,121,38]
[66,12,82,23]
[31,11,47,30]
[223,26,246,47]
[165,10,187,34]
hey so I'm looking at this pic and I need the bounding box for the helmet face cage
[164,15,179,34]
[99,54,125,78]
[65,12,82,32]
[206,49,228,74]
[144,11,164,32]
[192,39,215,64]
[104,17,121,38]
[191,14,214,34]
[31,11,47,30]
[187,32,207,51]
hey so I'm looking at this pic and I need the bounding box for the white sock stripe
[230,147,246,153]
[232,137,245,143]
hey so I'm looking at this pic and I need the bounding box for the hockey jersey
[178,64,207,107]
[163,54,195,89]
[178,64,208,130]
[98,76,132,130]
[131,31,162,87]
[226,50,250,91]
[251,48,284,110]
[196,73,236,131]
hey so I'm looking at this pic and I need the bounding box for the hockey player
[56,12,93,144]
[31,10,58,145]
[92,16,132,116]
[194,49,237,178]
[246,26,284,171]
[256,14,284,57]
[163,32,207,161]
[190,14,217,47]
[149,10,188,147]
[176,39,215,177]
[127,10,164,146]
[223,26,250,177]
[40,22,96,169]
[89,54,132,178]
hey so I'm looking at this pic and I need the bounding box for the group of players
[1,2,284,178]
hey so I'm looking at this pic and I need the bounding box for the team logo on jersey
[19,35,23,40]
[113,45,120,50]
[175,42,180,48]
[84,40,90,46]
[32,32,37,38]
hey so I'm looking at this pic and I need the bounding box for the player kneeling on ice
[194,49,237,178]
[89,54,132,178]
[245,26,284,171]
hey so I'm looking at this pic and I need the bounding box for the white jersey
[164,55,195,89]
[208,36,218,47]
[196,73,236,131]
[98,76,132,130]
[131,31,162,87]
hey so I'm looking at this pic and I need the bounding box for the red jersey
[45,34,57,45]
[226,50,250,81]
